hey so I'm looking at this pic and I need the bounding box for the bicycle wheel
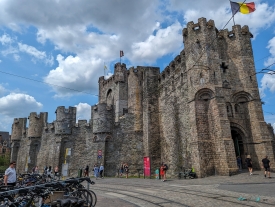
[72,189,93,207]
[88,190,97,207]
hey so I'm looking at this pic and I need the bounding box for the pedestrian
[84,165,89,177]
[124,163,129,178]
[245,155,253,175]
[262,155,271,178]
[99,163,104,178]
[160,162,166,182]
[34,166,39,174]
[54,166,59,179]
[54,166,58,175]
[237,156,242,171]
[119,163,124,177]
[94,164,99,180]
[4,161,17,186]
[44,166,48,175]
[46,166,52,181]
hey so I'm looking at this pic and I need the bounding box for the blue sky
[0,0,275,133]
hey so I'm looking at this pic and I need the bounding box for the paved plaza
[87,170,275,207]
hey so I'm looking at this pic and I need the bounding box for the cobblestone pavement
[86,170,275,207]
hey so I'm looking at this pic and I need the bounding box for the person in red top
[160,163,166,182]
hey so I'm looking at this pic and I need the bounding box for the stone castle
[10,17,275,178]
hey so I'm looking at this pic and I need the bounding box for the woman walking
[245,155,253,175]
[93,164,99,180]
[160,163,166,181]
[84,165,89,177]
[124,163,129,178]
[119,163,124,177]
[99,164,104,178]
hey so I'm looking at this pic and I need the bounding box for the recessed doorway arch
[230,125,248,168]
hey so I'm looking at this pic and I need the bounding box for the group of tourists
[237,155,272,178]
[119,163,129,178]
[83,164,104,179]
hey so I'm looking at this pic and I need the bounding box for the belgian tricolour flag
[230,1,256,14]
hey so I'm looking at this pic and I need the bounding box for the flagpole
[229,0,236,26]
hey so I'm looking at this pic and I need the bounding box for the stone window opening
[199,72,205,85]
[123,108,128,115]
[220,62,228,73]
[193,26,200,31]
[106,89,113,106]
[105,136,112,142]
[226,103,233,117]
[235,104,240,113]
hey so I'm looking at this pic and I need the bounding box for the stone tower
[11,118,27,163]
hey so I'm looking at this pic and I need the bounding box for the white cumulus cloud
[0,34,13,45]
[0,93,43,117]
[44,54,101,97]
[131,21,183,64]
[75,102,91,121]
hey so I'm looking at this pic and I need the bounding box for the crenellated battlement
[183,18,217,42]
[99,63,128,100]
[77,120,91,127]
[44,122,55,131]
[159,51,186,84]
[55,106,76,135]
[11,118,27,141]
[183,18,253,45]
[92,103,113,134]
[55,106,76,121]
[114,62,127,83]
[28,112,48,138]
[217,25,253,39]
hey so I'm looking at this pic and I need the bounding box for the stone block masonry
[10,17,275,178]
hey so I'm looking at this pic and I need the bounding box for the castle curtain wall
[9,17,275,178]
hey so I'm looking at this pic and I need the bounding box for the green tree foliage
[0,155,10,173]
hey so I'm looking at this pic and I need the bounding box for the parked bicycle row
[0,177,97,207]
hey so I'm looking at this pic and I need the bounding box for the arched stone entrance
[231,129,244,157]
[230,125,248,168]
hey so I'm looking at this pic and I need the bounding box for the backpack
[164,164,168,171]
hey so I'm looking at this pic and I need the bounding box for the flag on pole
[120,50,124,57]
[230,1,256,14]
